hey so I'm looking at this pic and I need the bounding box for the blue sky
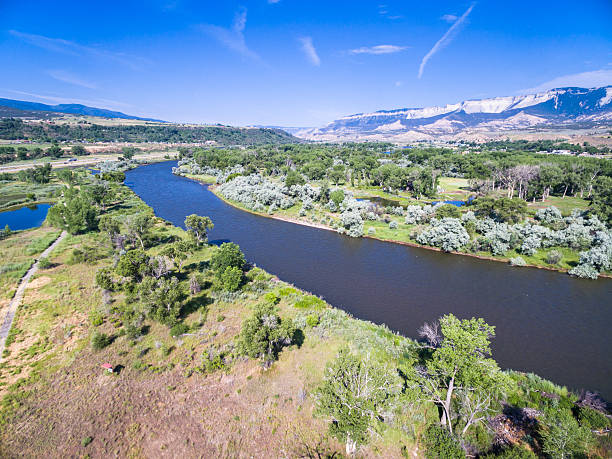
[1,0,611,126]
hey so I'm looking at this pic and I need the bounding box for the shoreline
[184,174,611,279]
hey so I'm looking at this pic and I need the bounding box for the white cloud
[519,69,612,94]
[299,36,320,66]
[418,4,475,79]
[202,8,260,60]
[46,70,97,89]
[395,81,403,87]
[9,30,150,70]
[268,0,281,3]
[349,45,408,55]
[441,14,458,23]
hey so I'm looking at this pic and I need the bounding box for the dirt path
[0,231,67,361]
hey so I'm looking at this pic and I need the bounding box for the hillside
[297,86,612,142]
[0,98,163,122]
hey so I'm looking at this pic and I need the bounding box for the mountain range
[0,98,164,122]
[295,86,612,142]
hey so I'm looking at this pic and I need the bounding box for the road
[0,231,67,361]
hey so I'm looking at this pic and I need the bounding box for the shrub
[535,206,562,225]
[422,424,465,459]
[416,218,470,252]
[294,295,326,310]
[574,405,611,430]
[546,250,562,265]
[90,331,111,350]
[568,263,599,279]
[435,204,461,219]
[81,436,93,447]
[237,303,296,361]
[95,267,115,290]
[170,323,189,337]
[263,292,280,305]
[220,266,243,291]
[329,189,345,207]
[306,314,320,327]
[367,227,376,235]
[509,256,526,266]
[389,221,398,230]
[405,205,434,224]
[339,210,364,237]
[89,310,104,327]
[482,446,536,458]
[38,257,51,269]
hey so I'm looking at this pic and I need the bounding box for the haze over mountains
[0,98,163,122]
[296,86,612,142]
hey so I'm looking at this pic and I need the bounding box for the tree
[125,213,153,249]
[184,214,214,244]
[140,276,185,325]
[71,145,87,156]
[56,169,75,185]
[540,409,591,459]
[237,303,296,361]
[315,348,402,455]
[89,183,113,210]
[285,170,305,187]
[210,242,245,277]
[435,204,461,219]
[98,214,121,244]
[161,240,193,272]
[116,249,150,282]
[329,189,345,207]
[46,144,63,158]
[589,175,612,225]
[47,188,98,234]
[417,314,508,435]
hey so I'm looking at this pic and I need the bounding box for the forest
[0,118,297,145]
[173,142,612,278]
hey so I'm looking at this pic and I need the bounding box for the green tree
[220,266,242,291]
[285,170,305,187]
[125,213,153,249]
[46,144,63,158]
[329,189,345,207]
[589,175,612,225]
[418,314,509,435]
[161,240,193,272]
[435,204,461,219]
[210,242,245,277]
[541,409,591,459]
[140,276,185,325]
[116,249,150,282]
[184,214,214,244]
[71,145,87,156]
[237,303,296,361]
[315,348,403,455]
[56,168,75,185]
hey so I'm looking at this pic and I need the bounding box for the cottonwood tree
[184,214,214,244]
[140,276,184,325]
[315,349,403,456]
[237,303,295,362]
[161,240,193,272]
[125,213,153,249]
[417,314,510,435]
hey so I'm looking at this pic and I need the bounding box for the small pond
[0,204,51,231]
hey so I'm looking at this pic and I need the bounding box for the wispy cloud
[202,8,259,60]
[9,30,150,70]
[349,45,408,55]
[268,0,281,3]
[441,14,458,23]
[46,70,97,89]
[378,4,403,20]
[418,4,475,79]
[299,36,320,66]
[519,69,612,94]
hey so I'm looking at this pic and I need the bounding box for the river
[126,161,612,399]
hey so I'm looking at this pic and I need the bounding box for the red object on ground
[101,363,114,372]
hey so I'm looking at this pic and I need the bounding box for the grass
[527,195,590,215]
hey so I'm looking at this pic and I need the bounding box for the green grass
[527,195,590,215]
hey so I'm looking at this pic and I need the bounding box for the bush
[91,331,111,350]
[38,257,51,269]
[535,206,562,225]
[574,405,611,430]
[330,189,345,207]
[546,250,562,265]
[482,446,536,458]
[81,436,93,447]
[210,243,245,277]
[90,310,104,327]
[220,266,243,291]
[389,221,398,229]
[569,263,599,279]
[306,314,320,327]
[422,424,465,459]
[435,204,461,219]
[509,256,526,266]
[339,210,364,237]
[237,303,296,361]
[95,267,115,290]
[170,323,189,337]
[416,218,470,252]
[294,295,326,310]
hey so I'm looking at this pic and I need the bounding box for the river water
[126,161,612,398]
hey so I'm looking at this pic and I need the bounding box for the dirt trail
[0,231,66,360]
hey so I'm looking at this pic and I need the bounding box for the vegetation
[0,166,609,458]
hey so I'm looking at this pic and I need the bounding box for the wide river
[126,161,612,398]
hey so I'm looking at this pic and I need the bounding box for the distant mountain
[296,86,612,142]
[248,125,313,135]
[0,98,164,122]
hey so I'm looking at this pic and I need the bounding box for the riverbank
[2,178,609,457]
[196,178,610,278]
